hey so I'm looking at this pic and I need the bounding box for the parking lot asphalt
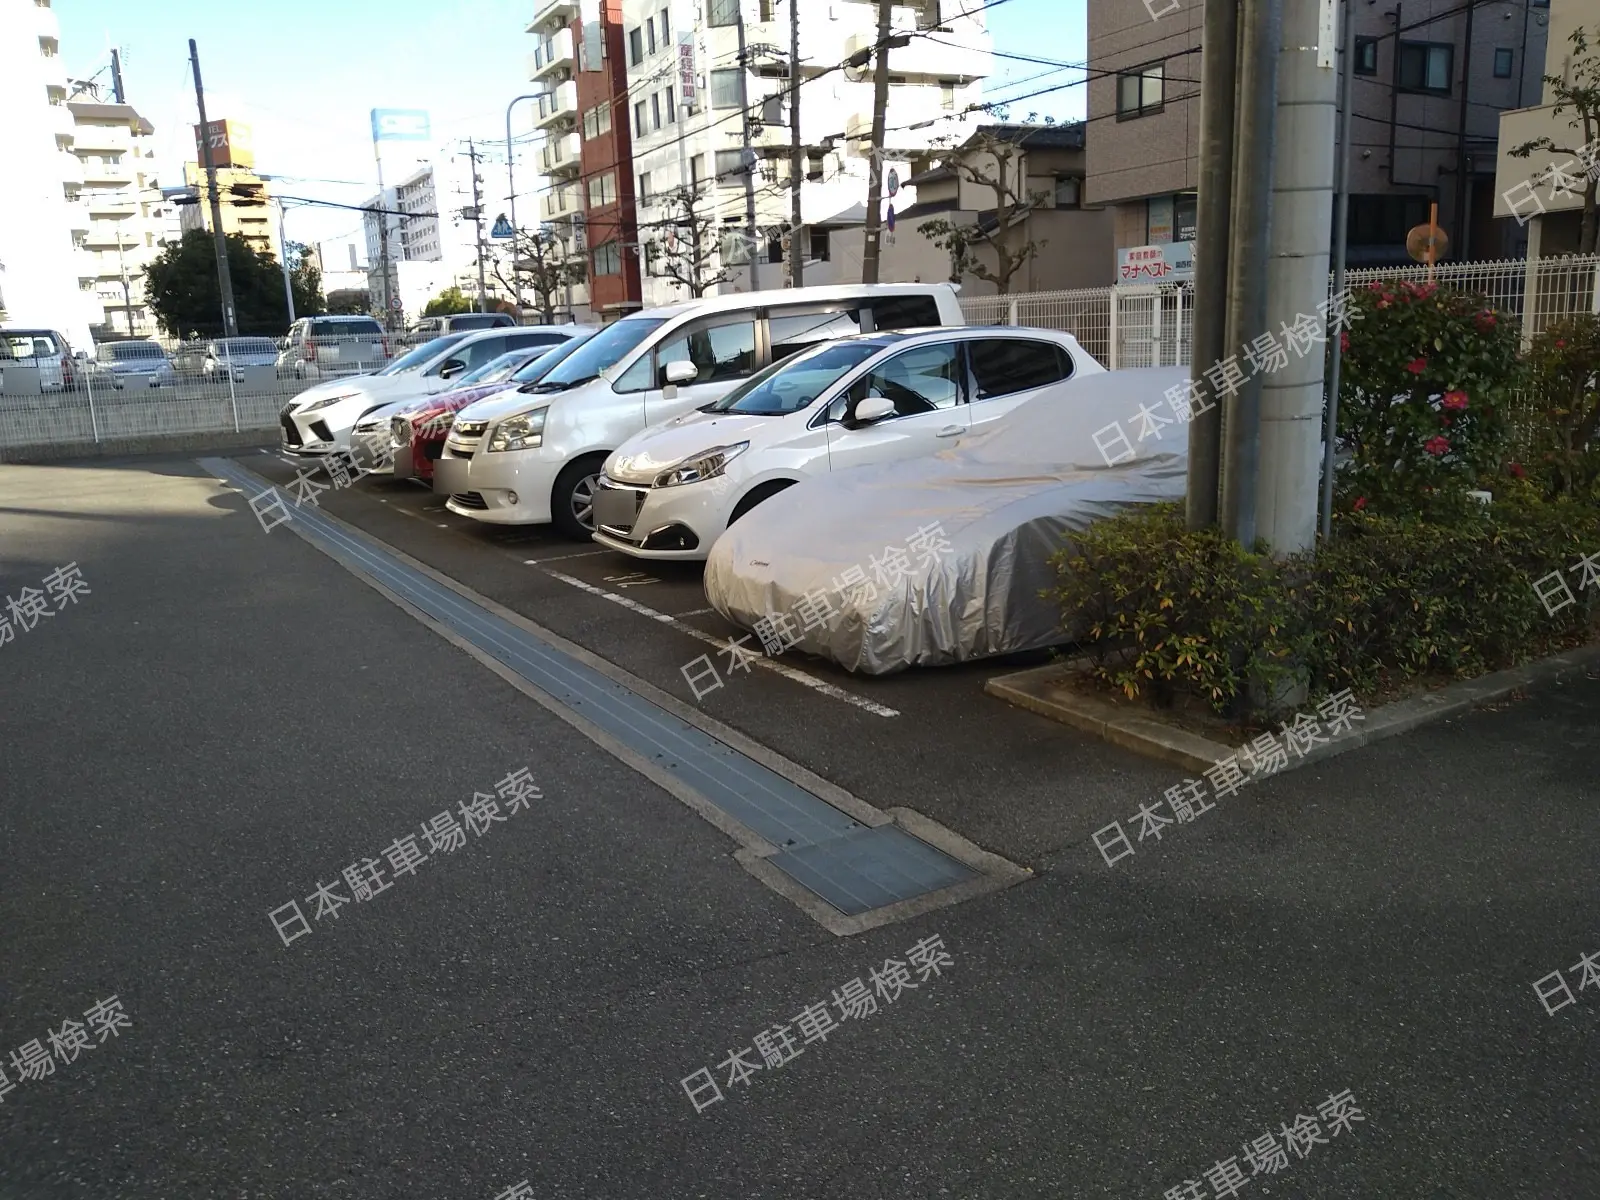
[2,449,1598,1199]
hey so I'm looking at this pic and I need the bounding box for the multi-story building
[1086,0,1553,273]
[1492,0,1590,256]
[177,162,282,263]
[0,0,98,347]
[67,97,169,338]
[617,0,993,307]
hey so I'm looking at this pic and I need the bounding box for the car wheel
[551,454,608,540]
[729,480,795,526]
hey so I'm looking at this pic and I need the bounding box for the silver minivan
[0,328,79,393]
[276,315,391,380]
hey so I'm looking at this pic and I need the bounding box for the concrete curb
[984,643,1600,776]
[2,429,276,464]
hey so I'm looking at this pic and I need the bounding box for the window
[768,306,865,361]
[690,155,705,186]
[665,86,676,122]
[652,93,662,130]
[628,27,644,64]
[653,318,757,386]
[968,339,1073,400]
[598,101,611,133]
[638,170,652,201]
[635,100,648,137]
[720,223,752,264]
[1354,36,1378,75]
[759,0,772,19]
[1398,41,1453,94]
[715,149,749,182]
[806,152,825,181]
[711,69,744,110]
[658,9,670,39]
[868,294,942,331]
[582,106,600,138]
[646,19,656,54]
[1174,192,1198,241]
[829,344,962,422]
[1348,194,1431,245]
[1493,47,1514,78]
[587,172,617,206]
[708,342,882,415]
[593,241,621,276]
[1055,176,1081,208]
[939,80,957,110]
[708,0,738,26]
[762,94,785,125]
[809,227,831,262]
[1116,62,1164,119]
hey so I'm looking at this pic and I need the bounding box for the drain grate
[203,459,979,917]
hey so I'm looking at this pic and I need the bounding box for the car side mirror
[439,358,466,379]
[664,359,698,385]
[853,393,896,423]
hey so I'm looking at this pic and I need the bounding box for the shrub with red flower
[1521,315,1600,497]
[1335,280,1520,513]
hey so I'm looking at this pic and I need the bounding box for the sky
[55,0,1085,249]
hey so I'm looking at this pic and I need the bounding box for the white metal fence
[958,253,1600,369]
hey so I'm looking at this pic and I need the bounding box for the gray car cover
[702,367,1191,675]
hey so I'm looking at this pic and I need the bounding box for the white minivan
[593,326,1103,560]
[434,283,966,538]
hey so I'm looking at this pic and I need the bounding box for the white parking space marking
[675,607,716,617]
[602,571,657,588]
[523,548,611,564]
[541,569,900,718]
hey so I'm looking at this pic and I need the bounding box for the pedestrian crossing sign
[490,214,515,239]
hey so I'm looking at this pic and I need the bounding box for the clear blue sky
[56,0,1084,246]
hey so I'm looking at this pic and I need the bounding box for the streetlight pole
[276,197,296,325]
[505,93,541,314]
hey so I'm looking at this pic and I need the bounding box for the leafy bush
[1336,281,1524,513]
[1520,314,1600,497]
[1054,499,1600,720]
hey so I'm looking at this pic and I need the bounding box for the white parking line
[541,569,900,718]
[524,548,611,564]
[676,607,716,617]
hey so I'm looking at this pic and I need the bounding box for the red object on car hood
[403,383,520,482]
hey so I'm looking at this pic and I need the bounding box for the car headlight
[652,442,750,488]
[392,416,411,446]
[301,391,359,412]
[487,407,549,453]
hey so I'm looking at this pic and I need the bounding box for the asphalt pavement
[1,448,1597,1199]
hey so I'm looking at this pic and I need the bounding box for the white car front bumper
[589,473,735,561]
[435,440,558,525]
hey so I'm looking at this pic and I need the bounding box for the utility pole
[734,1,761,290]
[189,39,238,337]
[468,140,490,313]
[110,47,125,104]
[1186,0,1240,530]
[858,0,894,284]
[788,0,804,287]
[115,227,134,336]
[1321,0,1356,540]
[1452,0,1477,259]
[276,198,296,325]
[1251,0,1337,553]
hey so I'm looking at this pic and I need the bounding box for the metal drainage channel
[203,458,976,918]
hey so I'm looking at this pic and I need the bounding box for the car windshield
[313,319,380,336]
[376,334,468,376]
[705,341,885,416]
[453,350,530,387]
[511,332,595,384]
[215,338,276,356]
[2,335,54,359]
[527,318,667,392]
[112,343,165,360]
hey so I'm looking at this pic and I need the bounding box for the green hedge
[1053,497,1600,720]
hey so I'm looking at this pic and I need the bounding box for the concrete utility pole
[372,140,393,332]
[1252,0,1338,553]
[505,94,541,314]
[468,141,491,313]
[858,0,894,284]
[276,198,296,325]
[1321,0,1356,540]
[1187,0,1240,530]
[788,0,804,287]
[115,227,135,336]
[734,1,762,290]
[1218,0,1284,546]
[188,39,238,337]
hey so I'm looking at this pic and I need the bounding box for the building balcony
[71,248,99,281]
[843,25,989,80]
[526,0,578,34]
[32,0,61,42]
[65,199,92,235]
[541,184,583,220]
[533,80,579,130]
[69,124,131,154]
[81,159,132,183]
[540,130,582,175]
[844,92,975,155]
[86,190,138,215]
[46,102,75,142]
[58,151,83,186]
[529,27,575,82]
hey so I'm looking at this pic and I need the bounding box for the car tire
[551,453,609,540]
[729,480,796,526]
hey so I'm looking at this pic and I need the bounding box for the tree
[325,289,371,315]
[143,229,309,338]
[490,226,587,324]
[915,131,1049,295]
[641,187,734,298]
[422,286,475,317]
[284,241,325,319]
[1511,23,1599,254]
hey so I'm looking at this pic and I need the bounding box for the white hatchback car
[592,327,1103,560]
[434,283,968,538]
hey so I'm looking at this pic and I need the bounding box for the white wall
[0,0,97,348]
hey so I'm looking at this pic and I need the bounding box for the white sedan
[591,326,1103,561]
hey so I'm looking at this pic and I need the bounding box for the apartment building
[0,0,98,348]
[1492,0,1590,255]
[67,98,168,338]
[618,0,993,306]
[177,162,282,263]
[1086,0,1553,274]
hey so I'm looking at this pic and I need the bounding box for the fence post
[1174,284,1187,367]
[84,361,100,443]
[1591,257,1600,316]
[1007,296,1019,326]
[1108,288,1120,370]
[225,362,241,434]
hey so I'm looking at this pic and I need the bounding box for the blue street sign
[490,214,515,239]
[370,109,431,142]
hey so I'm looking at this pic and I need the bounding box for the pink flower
[1509,462,1527,479]
[1441,390,1468,412]
[1407,358,1428,375]
[1475,310,1498,331]
[1353,496,1368,511]
[1340,330,1350,353]
[1424,436,1450,456]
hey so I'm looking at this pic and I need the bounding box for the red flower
[1339,330,1350,353]
[1510,462,1527,479]
[1367,281,1385,292]
[1353,496,1368,511]
[1475,310,1498,331]
[1556,339,1567,348]
[1441,390,1469,411]
[1407,358,1428,375]
[1424,436,1450,456]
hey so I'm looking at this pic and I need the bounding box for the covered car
[702,366,1190,675]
